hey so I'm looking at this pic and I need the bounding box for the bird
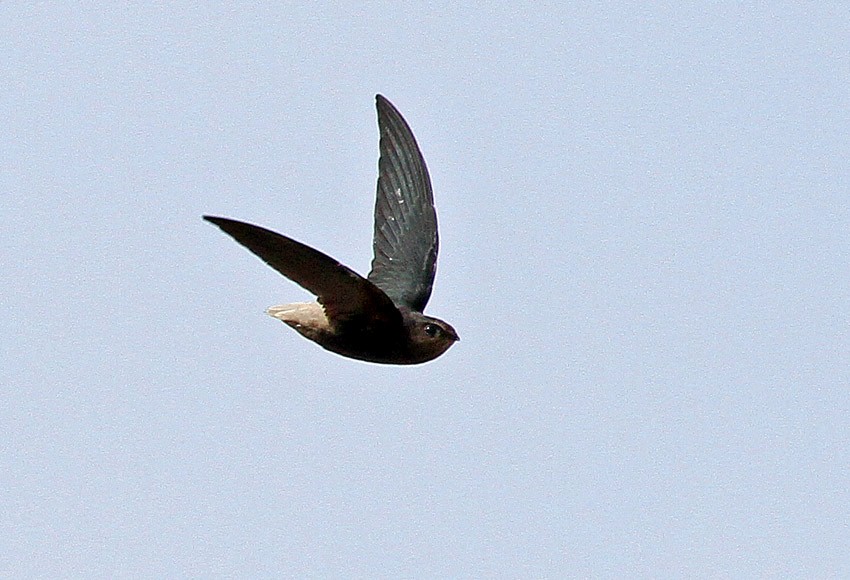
[204,95,458,365]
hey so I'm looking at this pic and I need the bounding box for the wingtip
[375,94,397,114]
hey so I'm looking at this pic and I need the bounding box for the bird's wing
[204,216,402,329]
[367,94,438,313]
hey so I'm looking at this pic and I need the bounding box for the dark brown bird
[204,95,458,364]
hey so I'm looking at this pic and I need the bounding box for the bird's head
[405,312,459,364]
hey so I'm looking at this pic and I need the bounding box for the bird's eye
[423,323,440,337]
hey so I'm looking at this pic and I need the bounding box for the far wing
[367,95,438,313]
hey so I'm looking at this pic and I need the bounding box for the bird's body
[265,302,454,365]
[205,95,457,365]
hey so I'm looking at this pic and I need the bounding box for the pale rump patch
[266,302,332,333]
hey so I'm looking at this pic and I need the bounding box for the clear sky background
[2,3,848,577]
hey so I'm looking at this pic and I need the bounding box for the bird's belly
[267,301,413,363]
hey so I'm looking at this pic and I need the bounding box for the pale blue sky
[2,3,848,577]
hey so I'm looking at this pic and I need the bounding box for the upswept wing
[367,95,438,313]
